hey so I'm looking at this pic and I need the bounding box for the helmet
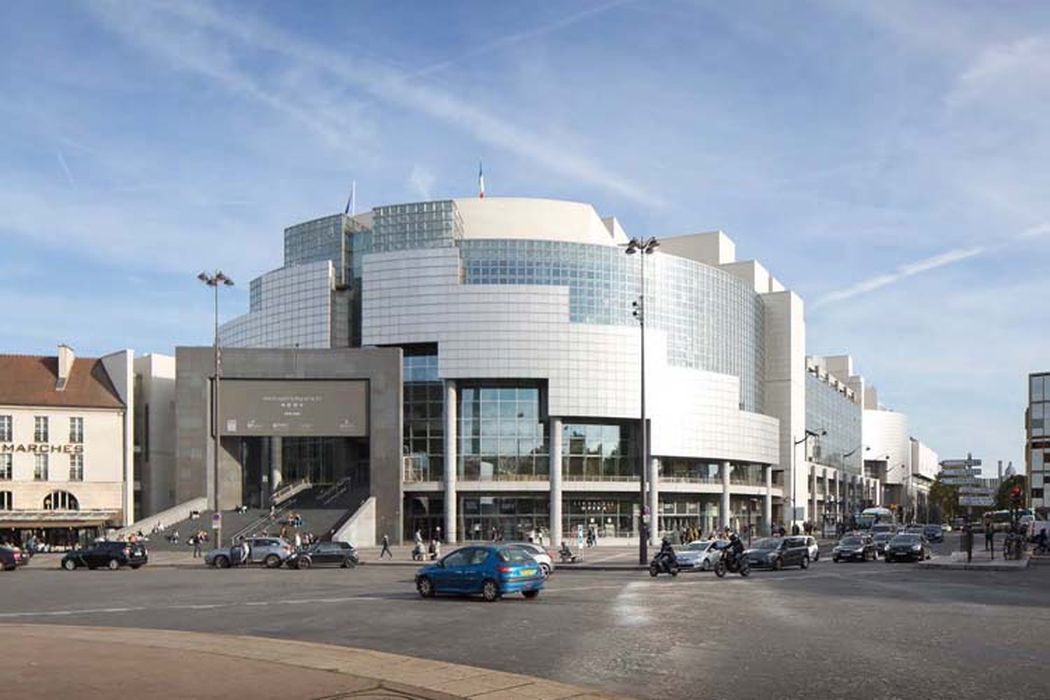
[729,533,739,542]
[661,536,671,546]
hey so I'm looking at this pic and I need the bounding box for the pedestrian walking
[380,534,393,559]
[192,533,202,558]
[294,531,302,550]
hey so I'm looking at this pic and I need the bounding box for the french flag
[478,161,485,198]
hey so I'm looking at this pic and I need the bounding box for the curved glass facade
[806,372,863,474]
[461,239,765,412]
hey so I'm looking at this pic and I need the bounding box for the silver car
[205,536,294,569]
[505,542,555,578]
[674,540,723,571]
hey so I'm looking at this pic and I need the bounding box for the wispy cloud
[812,246,985,309]
[408,165,436,201]
[412,0,634,79]
[86,0,658,206]
[55,149,75,187]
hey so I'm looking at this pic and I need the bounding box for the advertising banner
[220,379,368,436]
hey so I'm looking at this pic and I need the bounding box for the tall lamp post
[791,429,824,532]
[625,236,658,565]
[197,271,234,544]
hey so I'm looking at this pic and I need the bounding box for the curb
[2,624,627,700]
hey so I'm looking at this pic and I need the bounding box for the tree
[995,475,1027,511]
[928,476,960,523]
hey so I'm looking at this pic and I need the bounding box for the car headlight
[911,545,922,551]
[766,552,777,560]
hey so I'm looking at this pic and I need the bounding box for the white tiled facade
[218,196,939,542]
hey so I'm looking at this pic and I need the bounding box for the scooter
[714,548,750,577]
[649,551,680,577]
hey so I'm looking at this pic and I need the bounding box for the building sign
[0,443,84,454]
[219,379,368,437]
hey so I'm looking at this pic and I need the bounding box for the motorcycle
[713,547,750,577]
[649,551,680,577]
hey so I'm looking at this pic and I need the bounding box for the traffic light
[1010,486,1023,506]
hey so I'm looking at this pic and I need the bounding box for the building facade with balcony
[219,196,913,543]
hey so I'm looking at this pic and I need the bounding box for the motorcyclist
[724,532,745,568]
[657,536,677,566]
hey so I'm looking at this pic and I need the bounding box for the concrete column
[874,479,881,507]
[810,466,818,525]
[443,380,457,543]
[763,465,773,536]
[270,436,283,498]
[649,456,660,544]
[720,461,731,531]
[549,417,563,547]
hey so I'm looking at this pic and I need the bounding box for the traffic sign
[958,496,994,507]
[212,512,222,527]
[940,458,982,468]
[958,486,994,495]
[942,476,979,485]
[941,468,981,477]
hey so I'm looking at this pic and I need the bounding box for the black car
[923,524,944,543]
[287,541,359,569]
[884,534,930,562]
[872,532,895,557]
[61,541,149,571]
[832,535,877,562]
[0,547,17,571]
[743,536,810,570]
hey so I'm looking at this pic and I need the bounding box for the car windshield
[874,534,893,541]
[891,535,920,544]
[840,537,863,546]
[752,538,780,550]
[687,542,711,551]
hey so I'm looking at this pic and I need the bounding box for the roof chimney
[57,344,75,391]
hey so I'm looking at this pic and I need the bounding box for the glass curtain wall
[564,496,639,539]
[806,371,863,474]
[459,384,548,481]
[460,495,549,541]
[403,348,443,482]
[561,422,636,481]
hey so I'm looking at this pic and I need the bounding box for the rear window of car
[498,547,531,563]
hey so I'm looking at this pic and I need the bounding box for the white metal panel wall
[362,248,780,465]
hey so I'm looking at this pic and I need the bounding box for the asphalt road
[3,541,1048,700]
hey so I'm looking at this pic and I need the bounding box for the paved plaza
[3,537,1048,699]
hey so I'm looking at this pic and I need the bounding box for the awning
[0,510,121,529]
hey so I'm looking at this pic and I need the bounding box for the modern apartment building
[1027,372,1049,511]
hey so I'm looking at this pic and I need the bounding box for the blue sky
[2,0,1048,474]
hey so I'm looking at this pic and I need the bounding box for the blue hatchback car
[415,545,544,602]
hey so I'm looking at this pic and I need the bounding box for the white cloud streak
[56,149,75,187]
[86,0,657,206]
[812,246,985,309]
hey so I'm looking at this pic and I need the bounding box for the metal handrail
[271,477,311,505]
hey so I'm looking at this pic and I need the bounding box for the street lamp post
[625,236,658,565]
[197,270,234,546]
[790,429,824,532]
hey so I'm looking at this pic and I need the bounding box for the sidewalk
[918,551,1030,571]
[360,545,650,571]
[3,624,624,700]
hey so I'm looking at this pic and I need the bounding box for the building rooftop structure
[0,349,125,410]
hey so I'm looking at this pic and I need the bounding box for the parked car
[832,535,876,562]
[415,545,544,602]
[287,541,359,569]
[2,544,30,567]
[884,534,931,562]
[61,541,148,571]
[923,524,944,543]
[673,540,722,571]
[0,547,17,571]
[504,542,555,578]
[205,536,293,568]
[743,536,810,570]
[872,532,895,557]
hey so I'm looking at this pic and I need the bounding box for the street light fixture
[790,428,825,532]
[198,270,234,544]
[625,236,658,565]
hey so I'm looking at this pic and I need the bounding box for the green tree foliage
[928,475,960,522]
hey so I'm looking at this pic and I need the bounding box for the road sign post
[212,511,222,548]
